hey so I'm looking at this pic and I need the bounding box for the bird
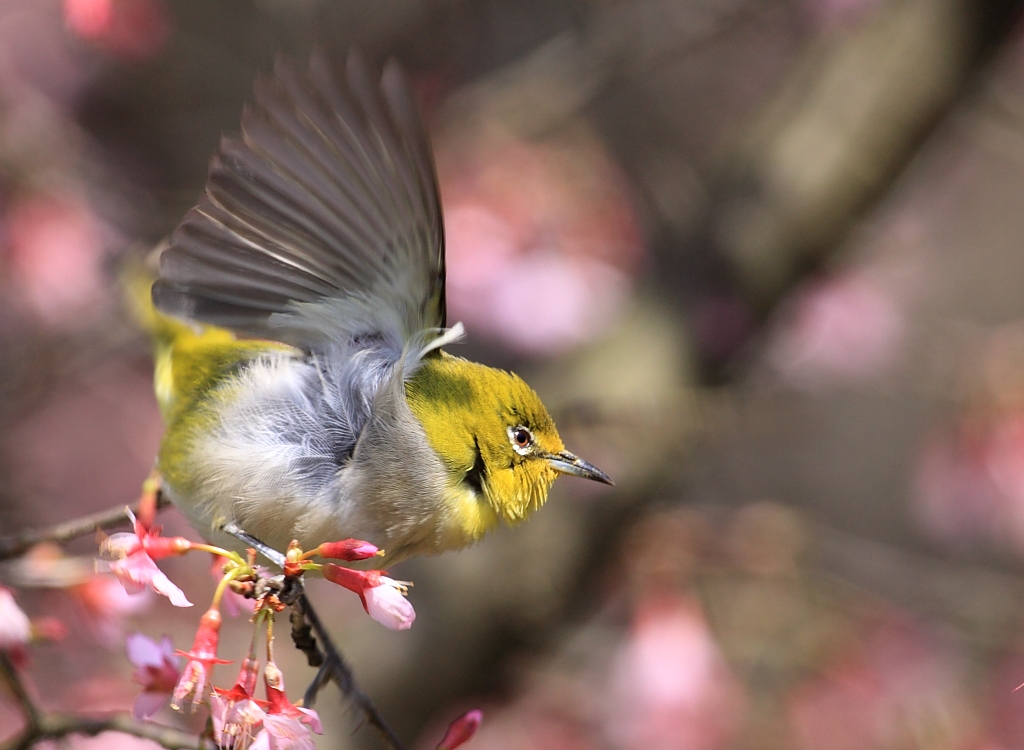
[144,52,612,567]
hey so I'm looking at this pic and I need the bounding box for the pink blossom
[787,615,957,750]
[211,656,268,747]
[5,194,105,327]
[0,587,31,650]
[108,551,192,607]
[322,564,415,630]
[126,633,181,719]
[73,575,153,644]
[605,596,743,750]
[768,274,904,389]
[101,510,193,561]
[171,609,231,711]
[263,661,323,734]
[437,709,483,750]
[254,715,319,750]
[63,0,171,60]
[436,130,643,355]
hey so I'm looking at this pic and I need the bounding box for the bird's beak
[546,450,614,485]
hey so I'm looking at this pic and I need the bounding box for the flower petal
[263,714,318,750]
[149,569,193,608]
[0,588,32,649]
[363,580,415,631]
[126,632,163,668]
[133,690,169,720]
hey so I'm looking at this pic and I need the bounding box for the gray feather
[154,51,445,348]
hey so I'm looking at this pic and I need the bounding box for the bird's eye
[509,426,534,455]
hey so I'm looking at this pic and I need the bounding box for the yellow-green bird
[146,53,612,566]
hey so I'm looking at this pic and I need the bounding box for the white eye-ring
[508,425,534,455]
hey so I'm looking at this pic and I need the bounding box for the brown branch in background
[680,0,1024,373]
[0,494,170,562]
[293,593,408,750]
[0,652,210,750]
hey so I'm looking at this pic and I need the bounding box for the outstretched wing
[152,52,445,350]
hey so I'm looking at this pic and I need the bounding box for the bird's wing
[152,52,445,351]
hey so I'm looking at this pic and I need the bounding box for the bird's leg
[220,521,286,567]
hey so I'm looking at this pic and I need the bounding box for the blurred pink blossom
[63,0,170,61]
[0,587,32,650]
[913,412,1024,556]
[604,595,744,750]
[768,274,904,389]
[913,426,1004,549]
[5,193,106,327]
[126,632,181,719]
[73,574,153,644]
[437,129,643,355]
[788,614,961,750]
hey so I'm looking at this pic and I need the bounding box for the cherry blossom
[126,633,181,719]
[208,653,265,747]
[0,587,32,650]
[107,551,192,607]
[171,608,231,711]
[322,564,415,630]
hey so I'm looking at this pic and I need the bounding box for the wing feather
[153,51,445,348]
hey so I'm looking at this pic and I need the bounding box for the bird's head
[406,355,612,525]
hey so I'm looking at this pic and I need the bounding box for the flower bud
[437,709,483,750]
[322,565,415,631]
[316,539,381,561]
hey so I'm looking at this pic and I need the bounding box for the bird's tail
[121,252,234,420]
[122,249,294,423]
[121,254,194,348]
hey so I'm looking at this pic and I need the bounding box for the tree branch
[0,652,210,750]
[0,494,170,561]
[294,593,408,750]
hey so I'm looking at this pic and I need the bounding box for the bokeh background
[6,0,1024,748]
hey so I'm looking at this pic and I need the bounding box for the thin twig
[1,713,213,750]
[0,651,209,750]
[297,593,408,750]
[0,494,170,561]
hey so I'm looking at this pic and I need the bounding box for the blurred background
[6,0,1024,748]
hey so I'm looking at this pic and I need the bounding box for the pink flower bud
[315,539,380,561]
[322,565,415,631]
[437,709,483,750]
